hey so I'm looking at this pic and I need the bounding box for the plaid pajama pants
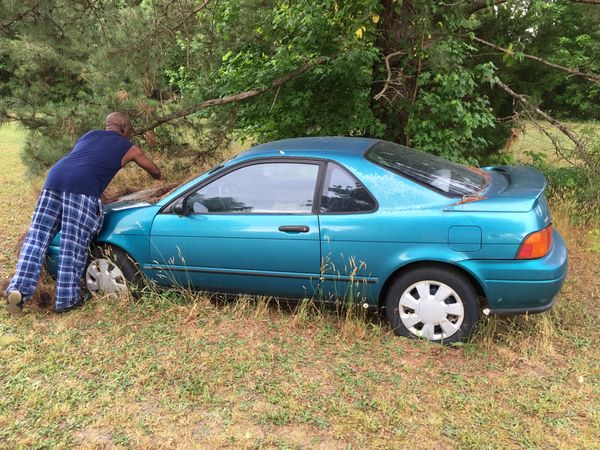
[7,189,103,311]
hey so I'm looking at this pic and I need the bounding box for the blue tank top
[44,130,133,197]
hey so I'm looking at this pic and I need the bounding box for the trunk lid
[445,166,547,213]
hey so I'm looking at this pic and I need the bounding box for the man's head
[105,112,133,138]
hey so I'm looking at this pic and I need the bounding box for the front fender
[95,205,160,269]
[47,205,159,275]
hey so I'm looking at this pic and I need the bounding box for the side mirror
[172,198,186,215]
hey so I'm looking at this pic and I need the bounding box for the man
[5,112,162,314]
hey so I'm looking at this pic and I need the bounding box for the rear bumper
[461,229,568,314]
[489,294,557,315]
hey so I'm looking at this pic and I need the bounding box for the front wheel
[385,266,480,343]
[84,246,144,298]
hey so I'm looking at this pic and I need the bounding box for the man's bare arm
[121,145,162,179]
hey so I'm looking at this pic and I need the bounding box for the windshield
[365,141,488,197]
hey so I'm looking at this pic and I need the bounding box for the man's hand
[122,145,162,179]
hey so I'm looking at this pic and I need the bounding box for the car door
[148,159,323,298]
[317,162,379,303]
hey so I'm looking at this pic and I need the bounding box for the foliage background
[0,0,599,207]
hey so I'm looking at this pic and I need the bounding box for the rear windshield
[365,141,488,197]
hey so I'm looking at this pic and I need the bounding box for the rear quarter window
[319,162,376,213]
[365,141,488,197]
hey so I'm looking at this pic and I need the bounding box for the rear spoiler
[445,166,547,213]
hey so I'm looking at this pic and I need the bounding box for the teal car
[47,137,568,343]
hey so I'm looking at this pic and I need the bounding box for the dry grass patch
[0,124,37,277]
[1,222,598,448]
[512,120,600,167]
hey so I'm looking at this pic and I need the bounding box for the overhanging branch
[496,79,599,174]
[135,56,330,135]
[569,0,600,5]
[0,2,42,32]
[474,36,600,85]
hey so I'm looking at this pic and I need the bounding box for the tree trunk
[369,0,421,145]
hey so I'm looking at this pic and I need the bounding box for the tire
[385,266,480,343]
[84,245,145,298]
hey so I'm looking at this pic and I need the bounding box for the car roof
[238,137,380,159]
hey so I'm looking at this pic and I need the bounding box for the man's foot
[55,299,85,314]
[6,290,24,315]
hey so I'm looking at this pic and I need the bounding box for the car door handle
[278,225,310,233]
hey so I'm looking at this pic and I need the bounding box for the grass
[511,120,600,167]
[1,123,600,448]
[0,124,37,272]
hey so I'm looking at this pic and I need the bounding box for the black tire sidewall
[85,245,144,296]
[385,266,480,343]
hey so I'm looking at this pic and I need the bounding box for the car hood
[104,184,179,213]
[104,198,151,213]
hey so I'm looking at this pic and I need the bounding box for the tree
[1,0,599,178]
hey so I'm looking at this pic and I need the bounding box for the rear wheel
[385,266,480,343]
[84,246,144,298]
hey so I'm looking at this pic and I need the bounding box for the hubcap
[398,280,464,340]
[85,257,128,297]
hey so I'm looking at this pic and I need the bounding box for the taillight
[516,225,553,259]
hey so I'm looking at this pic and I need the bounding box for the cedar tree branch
[135,56,330,135]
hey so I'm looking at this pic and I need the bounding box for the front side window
[185,162,319,214]
[319,163,376,213]
[365,141,489,197]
